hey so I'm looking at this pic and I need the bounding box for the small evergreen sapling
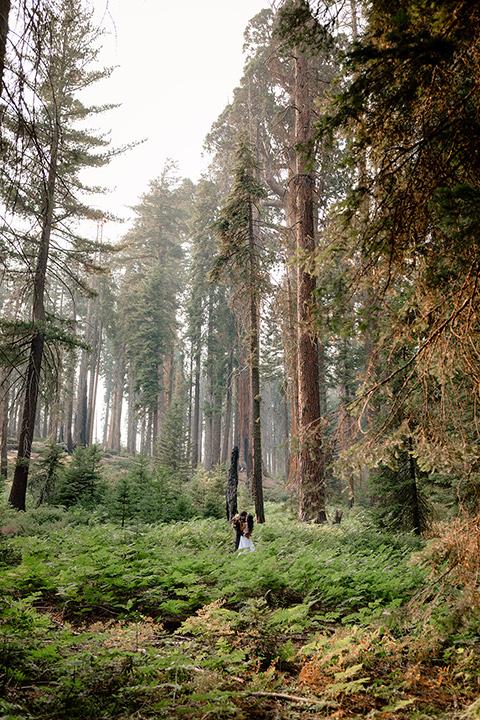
[57,445,105,509]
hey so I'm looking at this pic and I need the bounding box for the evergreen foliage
[307,0,480,480]
[156,395,189,479]
[212,134,268,524]
[188,466,226,519]
[3,13,480,720]
[57,444,104,509]
[368,450,432,535]
[27,441,66,508]
[110,473,135,528]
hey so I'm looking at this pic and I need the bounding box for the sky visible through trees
[72,0,271,439]
[84,0,270,230]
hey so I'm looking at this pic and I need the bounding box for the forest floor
[30,609,478,720]
[1,502,480,719]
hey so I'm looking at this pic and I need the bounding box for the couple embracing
[232,511,255,552]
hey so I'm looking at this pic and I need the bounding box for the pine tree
[7,0,121,510]
[212,135,268,524]
[156,394,189,481]
[113,164,192,455]
[57,444,104,509]
[313,0,480,478]
[370,444,432,535]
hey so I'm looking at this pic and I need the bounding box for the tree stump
[226,445,239,521]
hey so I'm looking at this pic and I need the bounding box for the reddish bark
[294,44,326,523]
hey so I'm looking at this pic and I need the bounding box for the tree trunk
[212,411,221,466]
[204,294,214,471]
[65,358,75,453]
[221,347,234,464]
[225,445,239,521]
[144,410,152,457]
[294,42,326,523]
[107,348,125,452]
[155,362,164,443]
[113,355,125,452]
[285,270,299,487]
[102,367,112,447]
[0,0,10,95]
[87,313,102,445]
[126,367,137,455]
[204,408,212,471]
[0,368,9,480]
[9,121,58,510]
[249,198,264,524]
[191,345,201,468]
[282,388,290,480]
[337,339,356,507]
[187,348,194,469]
[75,349,88,446]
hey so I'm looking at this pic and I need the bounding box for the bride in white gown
[238,512,255,552]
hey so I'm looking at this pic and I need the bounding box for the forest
[2,0,480,718]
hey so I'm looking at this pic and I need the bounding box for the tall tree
[277,0,331,522]
[0,0,10,94]
[185,180,220,469]
[212,135,267,524]
[315,0,480,483]
[8,0,119,510]
[113,164,192,455]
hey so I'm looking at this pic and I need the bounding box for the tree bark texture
[294,45,326,523]
[249,198,265,524]
[9,119,58,510]
[225,445,239,521]
[75,349,88,446]
[0,0,10,95]
[286,270,299,488]
[0,368,9,480]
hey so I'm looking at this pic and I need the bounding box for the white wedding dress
[238,533,255,552]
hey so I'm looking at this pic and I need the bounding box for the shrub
[56,445,106,509]
[188,466,227,519]
[27,440,66,507]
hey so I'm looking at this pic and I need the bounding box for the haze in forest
[3,4,480,716]
[2,0,480,553]
[87,0,270,233]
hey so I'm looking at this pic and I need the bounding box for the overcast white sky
[87,0,270,236]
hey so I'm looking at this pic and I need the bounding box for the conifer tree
[212,135,267,524]
[113,164,192,454]
[313,0,480,481]
[185,180,221,469]
[156,394,189,481]
[185,180,239,474]
[7,0,120,510]
[57,444,104,509]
